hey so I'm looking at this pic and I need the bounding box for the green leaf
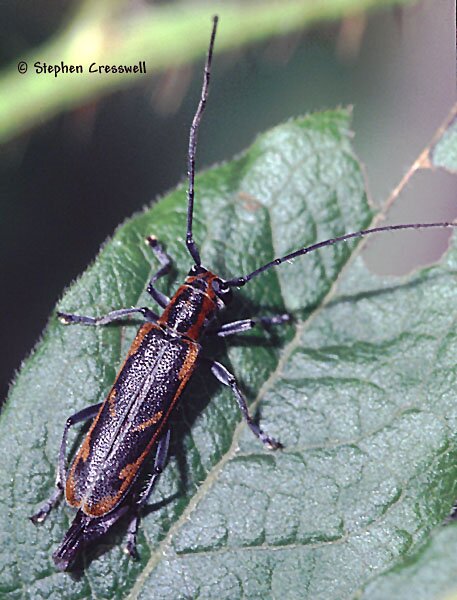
[358,521,457,600]
[1,108,456,599]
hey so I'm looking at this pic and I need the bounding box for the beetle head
[186,265,233,307]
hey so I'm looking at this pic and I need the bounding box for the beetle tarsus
[124,514,139,559]
[211,313,291,337]
[30,486,63,524]
[57,311,73,324]
[124,542,138,559]
[264,436,283,450]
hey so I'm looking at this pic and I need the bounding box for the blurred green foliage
[0,0,415,143]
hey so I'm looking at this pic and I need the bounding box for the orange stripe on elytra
[133,411,163,432]
[178,342,199,379]
[65,471,79,506]
[108,387,117,418]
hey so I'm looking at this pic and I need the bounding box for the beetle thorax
[157,270,224,340]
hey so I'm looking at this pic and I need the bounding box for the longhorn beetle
[31,15,457,571]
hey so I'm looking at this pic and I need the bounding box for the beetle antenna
[186,15,219,266]
[225,221,457,287]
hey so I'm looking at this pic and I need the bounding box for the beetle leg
[57,306,159,326]
[30,402,102,524]
[210,360,282,449]
[209,314,290,337]
[124,429,171,558]
[137,429,171,507]
[145,236,172,308]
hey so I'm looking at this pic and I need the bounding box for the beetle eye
[212,279,233,304]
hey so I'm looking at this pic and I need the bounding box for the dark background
[0,0,455,402]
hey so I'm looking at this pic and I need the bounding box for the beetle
[30,15,457,571]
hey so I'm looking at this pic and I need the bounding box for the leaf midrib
[126,198,377,598]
